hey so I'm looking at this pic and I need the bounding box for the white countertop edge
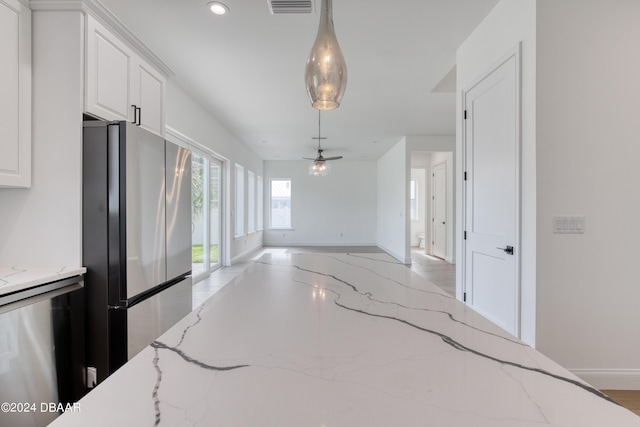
[0,266,87,297]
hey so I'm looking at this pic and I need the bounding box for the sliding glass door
[209,159,222,272]
[192,153,223,283]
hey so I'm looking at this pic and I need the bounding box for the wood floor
[409,247,456,296]
[601,390,640,417]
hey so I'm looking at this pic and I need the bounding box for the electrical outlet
[86,367,97,389]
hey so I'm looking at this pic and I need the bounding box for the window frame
[269,178,292,230]
[234,164,245,238]
[257,175,264,231]
[247,170,256,234]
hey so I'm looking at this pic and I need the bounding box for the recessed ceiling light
[208,2,229,15]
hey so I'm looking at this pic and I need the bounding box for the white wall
[456,0,537,346]
[536,0,640,389]
[165,82,264,264]
[377,139,409,263]
[263,160,377,246]
[0,10,84,268]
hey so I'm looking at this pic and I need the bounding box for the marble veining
[51,253,640,426]
[0,266,86,298]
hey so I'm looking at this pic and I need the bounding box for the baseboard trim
[570,369,640,389]
[377,243,411,265]
[230,243,263,265]
[262,242,378,247]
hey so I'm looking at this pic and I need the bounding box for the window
[247,170,255,234]
[257,175,264,231]
[410,179,418,221]
[270,179,291,229]
[235,164,244,237]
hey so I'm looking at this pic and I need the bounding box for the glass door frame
[209,157,223,273]
[191,151,224,284]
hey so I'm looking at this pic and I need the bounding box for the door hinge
[464,231,467,240]
[463,292,467,302]
[464,171,467,181]
[464,110,467,120]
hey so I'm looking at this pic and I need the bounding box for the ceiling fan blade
[302,157,317,160]
[323,156,343,161]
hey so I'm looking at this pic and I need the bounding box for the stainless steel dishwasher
[0,276,85,427]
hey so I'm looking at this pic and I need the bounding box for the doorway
[410,151,455,297]
[462,47,521,337]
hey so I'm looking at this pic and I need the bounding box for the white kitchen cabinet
[0,0,31,188]
[132,58,165,136]
[85,15,165,136]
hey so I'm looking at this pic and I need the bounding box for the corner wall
[376,138,410,263]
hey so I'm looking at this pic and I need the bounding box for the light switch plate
[553,216,584,234]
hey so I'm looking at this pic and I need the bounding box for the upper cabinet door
[85,15,133,122]
[85,15,166,137]
[0,0,31,188]
[132,58,165,137]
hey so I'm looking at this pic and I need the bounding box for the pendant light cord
[318,109,322,149]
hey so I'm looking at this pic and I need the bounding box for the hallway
[409,247,456,296]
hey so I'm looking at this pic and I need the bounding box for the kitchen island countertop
[50,252,640,426]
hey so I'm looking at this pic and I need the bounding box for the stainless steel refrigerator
[83,121,192,383]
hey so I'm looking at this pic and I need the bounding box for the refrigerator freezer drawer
[126,276,192,360]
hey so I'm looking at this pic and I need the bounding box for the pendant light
[304,0,347,110]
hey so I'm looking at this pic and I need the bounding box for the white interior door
[463,50,520,337]
[432,161,447,259]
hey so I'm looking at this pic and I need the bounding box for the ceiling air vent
[268,0,314,14]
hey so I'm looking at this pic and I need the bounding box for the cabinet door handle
[131,105,141,126]
[131,104,138,125]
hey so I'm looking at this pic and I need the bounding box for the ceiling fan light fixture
[309,160,332,176]
[208,2,229,15]
[304,0,347,110]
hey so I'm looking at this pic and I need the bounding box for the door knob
[497,245,514,255]
[442,221,445,224]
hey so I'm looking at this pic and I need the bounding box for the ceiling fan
[304,110,342,176]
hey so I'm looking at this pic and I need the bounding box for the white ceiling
[98,0,499,160]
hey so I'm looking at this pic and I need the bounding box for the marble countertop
[51,252,640,426]
[0,266,87,298]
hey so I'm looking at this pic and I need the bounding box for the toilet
[418,233,426,249]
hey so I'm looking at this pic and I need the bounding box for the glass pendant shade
[304,0,347,110]
[309,160,332,176]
